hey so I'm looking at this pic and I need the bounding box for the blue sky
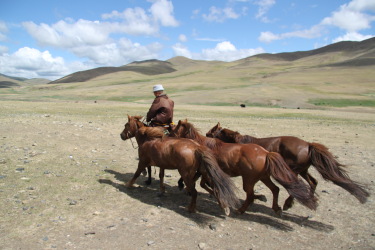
[1,0,374,80]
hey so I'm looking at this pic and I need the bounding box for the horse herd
[120,115,369,216]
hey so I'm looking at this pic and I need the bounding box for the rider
[146,84,174,129]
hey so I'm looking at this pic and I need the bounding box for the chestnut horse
[206,123,369,209]
[171,120,318,214]
[120,115,239,215]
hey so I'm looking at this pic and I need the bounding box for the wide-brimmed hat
[153,84,164,92]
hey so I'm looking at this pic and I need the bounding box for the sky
[0,0,374,80]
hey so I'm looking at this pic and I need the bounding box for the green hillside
[1,37,374,109]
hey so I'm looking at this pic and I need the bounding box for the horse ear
[134,115,143,121]
[217,122,220,127]
[127,114,131,120]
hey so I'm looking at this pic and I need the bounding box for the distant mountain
[48,37,375,84]
[0,73,28,82]
[49,59,176,84]
[251,37,375,62]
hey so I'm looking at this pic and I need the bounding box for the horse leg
[238,179,256,214]
[303,171,318,192]
[158,168,166,196]
[185,180,198,213]
[178,177,184,190]
[144,166,152,185]
[261,176,282,216]
[126,162,147,187]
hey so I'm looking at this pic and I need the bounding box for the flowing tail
[309,142,369,203]
[196,147,240,210]
[266,152,318,210]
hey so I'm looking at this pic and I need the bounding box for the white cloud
[0,45,8,54]
[149,0,179,27]
[259,0,375,43]
[254,0,276,23]
[259,25,323,43]
[202,7,241,22]
[172,43,192,58]
[332,31,374,43]
[23,20,113,48]
[69,39,163,66]
[322,0,375,32]
[0,21,8,42]
[0,47,72,79]
[178,34,187,42]
[197,41,265,61]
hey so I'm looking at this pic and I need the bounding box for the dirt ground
[0,101,374,250]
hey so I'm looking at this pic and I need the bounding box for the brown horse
[171,120,318,215]
[206,123,369,209]
[120,115,239,215]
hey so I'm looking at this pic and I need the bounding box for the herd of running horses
[120,115,369,216]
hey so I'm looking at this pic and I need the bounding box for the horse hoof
[236,208,246,214]
[125,183,133,188]
[223,207,230,216]
[275,209,283,217]
[283,203,292,211]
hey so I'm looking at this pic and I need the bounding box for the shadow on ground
[99,169,334,233]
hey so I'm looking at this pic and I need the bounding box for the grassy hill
[0,37,374,109]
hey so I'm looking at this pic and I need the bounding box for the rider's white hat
[153,84,164,92]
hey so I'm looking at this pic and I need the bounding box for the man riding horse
[146,84,174,130]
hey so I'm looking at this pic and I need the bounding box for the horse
[206,123,369,209]
[171,119,318,215]
[120,115,240,215]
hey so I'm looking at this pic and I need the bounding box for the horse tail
[309,142,369,203]
[266,152,318,210]
[196,147,240,210]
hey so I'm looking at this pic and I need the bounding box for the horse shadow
[98,169,334,232]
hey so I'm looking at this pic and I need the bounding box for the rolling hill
[0,37,374,108]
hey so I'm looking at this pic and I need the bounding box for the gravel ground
[0,101,374,250]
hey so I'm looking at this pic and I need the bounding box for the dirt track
[0,101,374,249]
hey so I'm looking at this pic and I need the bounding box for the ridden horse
[120,115,239,215]
[171,120,318,215]
[206,123,369,209]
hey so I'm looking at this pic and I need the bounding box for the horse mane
[222,128,253,143]
[183,121,223,149]
[138,126,165,139]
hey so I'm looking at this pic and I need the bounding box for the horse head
[120,115,144,140]
[207,124,241,143]
[206,122,222,138]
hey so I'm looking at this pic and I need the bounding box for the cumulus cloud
[332,31,374,43]
[258,0,375,43]
[0,47,73,79]
[149,0,179,27]
[172,43,193,58]
[322,0,375,32]
[202,6,241,22]
[177,41,265,61]
[14,0,176,78]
